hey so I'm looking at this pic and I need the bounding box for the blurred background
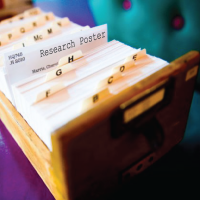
[0,0,32,20]
[0,0,200,199]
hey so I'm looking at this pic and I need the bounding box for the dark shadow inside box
[98,144,200,200]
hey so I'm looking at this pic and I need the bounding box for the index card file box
[0,51,199,200]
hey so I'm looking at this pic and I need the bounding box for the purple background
[0,120,54,200]
[33,0,95,27]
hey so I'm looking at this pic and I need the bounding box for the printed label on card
[4,24,107,87]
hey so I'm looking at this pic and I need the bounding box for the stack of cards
[0,7,91,103]
[0,8,168,150]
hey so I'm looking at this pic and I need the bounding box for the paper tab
[113,59,136,74]
[27,24,62,43]
[125,49,146,63]
[53,18,70,27]
[45,63,74,82]
[58,50,83,67]
[82,88,110,110]
[35,82,65,103]
[44,12,55,21]
[12,22,33,36]
[6,31,19,41]
[24,7,42,17]
[0,34,9,46]
[12,42,27,50]
[0,29,23,47]
[11,14,25,22]
[1,7,42,25]
[31,15,46,28]
[30,12,54,29]
[98,72,122,88]
[1,18,12,25]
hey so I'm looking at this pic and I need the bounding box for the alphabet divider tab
[39,23,62,36]
[0,34,9,46]
[0,7,42,25]
[125,49,146,63]
[0,19,11,25]
[12,42,28,50]
[58,50,83,67]
[26,23,62,43]
[6,31,19,41]
[31,12,55,28]
[45,63,74,82]
[11,14,26,22]
[82,88,111,111]
[1,18,12,25]
[97,72,122,89]
[52,17,70,27]
[96,55,139,90]
[28,12,54,30]
[113,59,136,74]
[34,82,65,103]
[12,22,33,36]
[32,14,47,28]
[23,7,42,17]
[44,12,55,21]
[2,28,25,46]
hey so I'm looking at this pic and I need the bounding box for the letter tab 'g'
[56,69,62,76]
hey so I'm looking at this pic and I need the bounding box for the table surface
[0,119,54,200]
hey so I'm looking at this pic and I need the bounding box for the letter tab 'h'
[68,55,74,63]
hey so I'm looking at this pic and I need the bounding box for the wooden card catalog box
[0,51,199,200]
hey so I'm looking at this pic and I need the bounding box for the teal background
[89,0,200,87]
